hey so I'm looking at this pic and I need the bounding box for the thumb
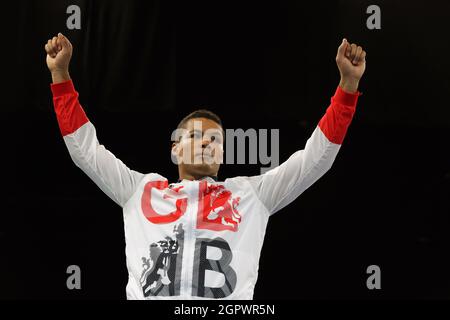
[58,32,71,50]
[337,38,348,58]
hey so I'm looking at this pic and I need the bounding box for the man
[45,32,366,299]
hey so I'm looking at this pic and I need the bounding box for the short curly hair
[176,109,223,130]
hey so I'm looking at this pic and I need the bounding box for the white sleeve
[52,80,144,208]
[244,86,360,215]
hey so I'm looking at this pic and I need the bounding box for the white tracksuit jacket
[51,80,360,299]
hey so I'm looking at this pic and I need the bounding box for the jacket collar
[176,176,218,183]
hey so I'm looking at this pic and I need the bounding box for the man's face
[172,117,224,179]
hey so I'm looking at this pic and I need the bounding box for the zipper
[188,180,203,297]
[180,180,199,298]
[181,185,190,297]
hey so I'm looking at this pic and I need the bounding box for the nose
[201,137,212,148]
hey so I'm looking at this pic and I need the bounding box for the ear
[171,142,179,156]
[171,142,180,165]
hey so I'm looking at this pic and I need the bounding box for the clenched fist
[44,33,73,83]
[335,38,366,93]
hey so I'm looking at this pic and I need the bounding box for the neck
[178,172,199,181]
[178,168,218,182]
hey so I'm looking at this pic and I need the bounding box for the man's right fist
[45,33,73,75]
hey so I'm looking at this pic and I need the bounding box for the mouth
[193,153,215,164]
[195,152,213,158]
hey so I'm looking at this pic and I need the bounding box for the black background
[0,0,449,299]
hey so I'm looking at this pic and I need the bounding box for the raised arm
[45,33,144,207]
[245,38,366,215]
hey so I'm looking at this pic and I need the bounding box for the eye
[190,132,202,139]
[212,135,223,143]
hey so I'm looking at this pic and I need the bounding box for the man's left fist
[336,38,366,89]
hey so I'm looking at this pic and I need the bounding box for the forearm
[51,70,71,84]
[339,77,359,94]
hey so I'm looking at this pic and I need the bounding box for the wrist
[51,69,71,84]
[339,77,359,94]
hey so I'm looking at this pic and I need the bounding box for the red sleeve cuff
[50,80,76,97]
[333,86,361,107]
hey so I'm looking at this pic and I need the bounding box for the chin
[186,163,219,177]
